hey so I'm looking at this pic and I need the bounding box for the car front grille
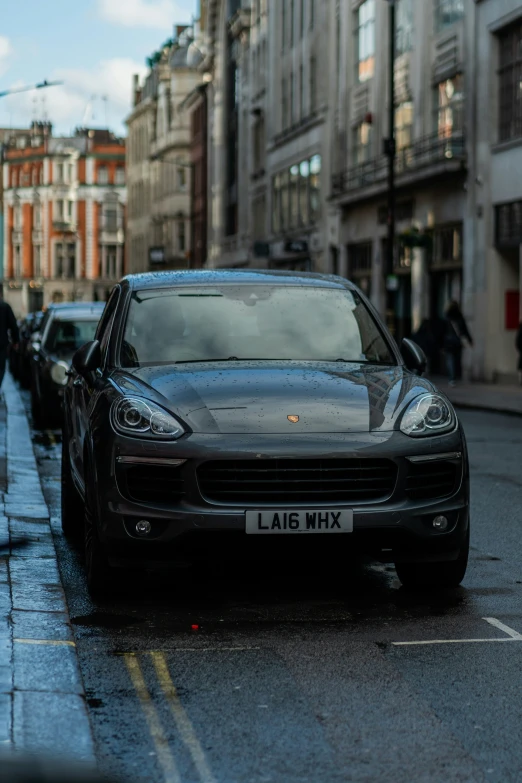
[119,465,185,505]
[197,458,398,504]
[405,460,459,500]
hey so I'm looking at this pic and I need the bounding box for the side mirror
[72,340,101,379]
[401,338,427,376]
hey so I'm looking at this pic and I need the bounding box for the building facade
[203,0,330,271]
[470,0,522,381]
[328,0,468,350]
[126,27,203,274]
[2,123,126,315]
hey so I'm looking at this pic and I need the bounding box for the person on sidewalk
[516,321,522,385]
[443,300,473,387]
[0,296,19,389]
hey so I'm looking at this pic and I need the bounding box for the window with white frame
[396,0,413,56]
[352,121,373,164]
[14,245,21,277]
[33,203,42,228]
[435,74,463,137]
[177,166,187,191]
[14,205,22,229]
[115,167,125,185]
[434,0,464,33]
[55,162,64,183]
[33,244,42,277]
[355,0,376,83]
[98,166,109,185]
[395,101,414,150]
[55,200,64,220]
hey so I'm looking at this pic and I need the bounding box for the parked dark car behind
[31,302,105,428]
[62,270,470,598]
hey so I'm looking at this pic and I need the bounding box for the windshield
[120,285,395,366]
[47,319,99,354]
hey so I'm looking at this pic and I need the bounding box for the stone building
[126,27,202,274]
[2,123,126,315]
[327,0,468,348]
[469,0,522,381]
[203,0,330,271]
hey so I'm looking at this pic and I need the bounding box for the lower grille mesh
[198,458,397,504]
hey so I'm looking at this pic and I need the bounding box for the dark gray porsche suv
[61,270,469,597]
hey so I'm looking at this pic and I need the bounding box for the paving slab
[0,375,95,761]
[12,610,74,643]
[13,692,95,762]
[13,642,83,694]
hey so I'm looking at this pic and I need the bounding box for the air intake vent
[198,459,397,505]
[119,465,185,505]
[406,460,459,501]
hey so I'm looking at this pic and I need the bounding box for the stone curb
[1,374,96,763]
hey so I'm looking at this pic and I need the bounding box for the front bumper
[92,428,470,568]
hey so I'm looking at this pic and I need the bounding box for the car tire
[84,466,114,600]
[61,436,84,541]
[394,528,470,590]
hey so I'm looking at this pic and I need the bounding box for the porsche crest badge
[287,415,299,423]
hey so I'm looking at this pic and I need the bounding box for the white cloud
[2,58,147,135]
[0,36,12,77]
[97,0,192,29]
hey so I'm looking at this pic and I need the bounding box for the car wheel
[84,468,114,599]
[394,528,470,590]
[61,436,84,541]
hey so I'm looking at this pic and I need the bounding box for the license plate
[245,509,353,535]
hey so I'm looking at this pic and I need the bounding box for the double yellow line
[125,652,216,783]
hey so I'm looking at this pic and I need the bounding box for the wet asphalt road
[24,392,522,783]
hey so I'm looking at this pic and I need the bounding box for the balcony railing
[52,220,76,233]
[331,131,466,197]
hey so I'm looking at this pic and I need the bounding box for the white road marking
[392,617,522,647]
[483,617,522,639]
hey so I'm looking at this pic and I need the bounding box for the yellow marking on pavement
[14,638,76,647]
[152,652,216,783]
[125,653,182,783]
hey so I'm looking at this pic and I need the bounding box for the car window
[120,285,395,366]
[45,320,99,354]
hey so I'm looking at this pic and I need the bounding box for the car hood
[112,362,435,434]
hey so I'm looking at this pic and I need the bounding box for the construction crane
[0,79,63,100]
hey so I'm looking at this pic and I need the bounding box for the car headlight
[50,360,70,386]
[400,393,456,437]
[111,397,185,440]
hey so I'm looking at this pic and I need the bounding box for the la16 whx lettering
[245,509,354,534]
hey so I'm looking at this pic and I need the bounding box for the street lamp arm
[0,80,63,99]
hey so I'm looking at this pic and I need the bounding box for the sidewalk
[0,374,95,762]
[432,376,522,417]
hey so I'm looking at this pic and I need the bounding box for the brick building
[2,122,126,316]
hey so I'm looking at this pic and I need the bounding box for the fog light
[136,520,152,536]
[433,515,448,531]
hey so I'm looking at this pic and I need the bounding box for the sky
[0,0,198,137]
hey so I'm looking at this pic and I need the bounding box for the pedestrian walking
[0,295,19,390]
[516,320,522,385]
[443,300,473,387]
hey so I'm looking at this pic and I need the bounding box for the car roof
[121,269,356,291]
[48,304,105,322]
[45,301,104,311]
